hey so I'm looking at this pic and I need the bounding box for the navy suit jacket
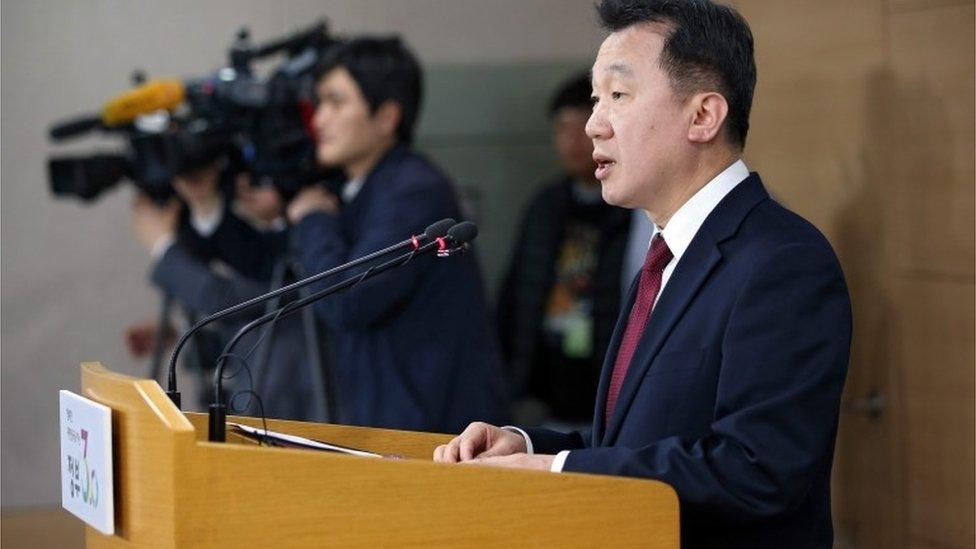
[525,174,851,548]
[292,145,509,433]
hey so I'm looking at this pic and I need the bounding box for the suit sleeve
[522,426,591,454]
[197,203,286,281]
[561,243,852,522]
[290,178,446,331]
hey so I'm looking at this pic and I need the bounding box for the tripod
[250,256,334,423]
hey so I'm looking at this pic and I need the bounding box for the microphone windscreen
[101,79,186,126]
[424,218,455,239]
[447,221,478,244]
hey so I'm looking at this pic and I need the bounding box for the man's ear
[687,92,729,144]
[375,101,403,139]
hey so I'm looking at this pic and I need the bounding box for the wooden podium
[78,362,679,547]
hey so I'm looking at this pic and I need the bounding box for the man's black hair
[316,36,423,144]
[549,71,593,117]
[596,0,756,148]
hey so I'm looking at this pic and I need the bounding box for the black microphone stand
[163,218,455,409]
[208,231,472,442]
[148,293,173,383]
[251,257,333,423]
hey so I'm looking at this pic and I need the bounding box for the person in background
[285,37,509,433]
[496,72,632,427]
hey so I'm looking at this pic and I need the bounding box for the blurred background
[1,1,973,548]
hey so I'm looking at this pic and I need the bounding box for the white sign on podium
[59,390,115,535]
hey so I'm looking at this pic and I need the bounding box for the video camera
[47,20,337,203]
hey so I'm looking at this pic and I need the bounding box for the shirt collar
[653,159,750,263]
[342,177,365,203]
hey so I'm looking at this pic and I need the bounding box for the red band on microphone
[436,237,448,251]
[411,235,421,250]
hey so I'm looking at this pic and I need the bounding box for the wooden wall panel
[832,269,905,549]
[734,2,974,548]
[889,0,976,13]
[886,3,976,277]
[910,540,972,549]
[734,0,886,248]
[892,277,976,548]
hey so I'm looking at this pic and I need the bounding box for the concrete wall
[1,0,605,507]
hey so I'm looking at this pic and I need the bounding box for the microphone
[163,218,456,409]
[207,221,479,442]
[100,79,186,126]
[48,79,187,141]
[436,221,477,257]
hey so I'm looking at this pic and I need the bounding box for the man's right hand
[432,422,527,463]
[286,185,340,224]
[124,320,176,359]
[131,195,180,253]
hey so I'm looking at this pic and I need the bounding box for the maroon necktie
[605,234,673,428]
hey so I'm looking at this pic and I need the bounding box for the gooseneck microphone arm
[207,221,478,442]
[163,218,456,409]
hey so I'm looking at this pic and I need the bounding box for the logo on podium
[60,390,114,535]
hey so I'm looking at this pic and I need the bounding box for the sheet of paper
[228,423,382,458]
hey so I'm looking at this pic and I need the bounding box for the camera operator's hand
[172,164,221,220]
[131,194,181,254]
[235,173,285,226]
[287,185,340,223]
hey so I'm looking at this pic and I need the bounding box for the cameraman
[286,37,509,433]
[129,162,326,421]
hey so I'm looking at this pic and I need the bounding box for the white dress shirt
[508,159,751,472]
[622,209,656,299]
[342,177,365,203]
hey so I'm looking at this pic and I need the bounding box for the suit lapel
[599,173,770,445]
[601,240,722,444]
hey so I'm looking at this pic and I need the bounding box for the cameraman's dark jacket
[291,145,509,433]
[177,205,286,282]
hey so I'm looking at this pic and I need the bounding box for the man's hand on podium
[434,422,525,462]
[462,453,555,471]
[432,422,555,471]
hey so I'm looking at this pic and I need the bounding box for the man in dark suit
[286,37,509,433]
[434,1,851,547]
